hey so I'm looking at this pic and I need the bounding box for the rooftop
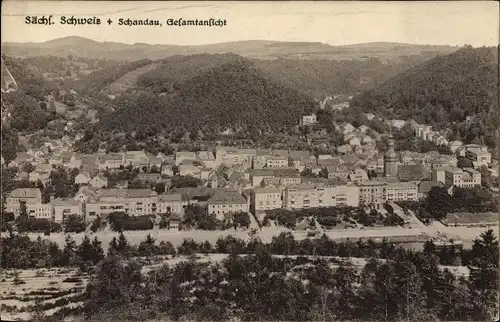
[254,187,282,194]
[158,193,182,202]
[208,189,247,205]
[8,188,42,199]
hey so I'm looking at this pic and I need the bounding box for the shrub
[62,277,82,283]
[13,277,26,285]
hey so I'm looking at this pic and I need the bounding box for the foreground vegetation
[2,224,497,321]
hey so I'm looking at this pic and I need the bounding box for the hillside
[2,36,458,61]
[98,59,316,136]
[351,46,499,148]
[77,51,446,99]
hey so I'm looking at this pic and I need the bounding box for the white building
[208,189,249,220]
[252,187,282,213]
[434,166,482,188]
[385,182,418,202]
[301,114,317,125]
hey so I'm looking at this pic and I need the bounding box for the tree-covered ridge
[351,46,499,148]
[72,59,152,96]
[253,54,440,97]
[1,57,60,133]
[99,59,316,135]
[136,53,244,93]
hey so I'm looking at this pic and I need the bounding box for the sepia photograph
[1,0,499,321]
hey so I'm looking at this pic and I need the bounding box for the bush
[62,277,82,283]
[13,277,26,285]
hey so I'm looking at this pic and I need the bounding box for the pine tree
[76,235,93,266]
[468,229,499,320]
[116,232,131,257]
[108,236,119,256]
[61,235,78,266]
[91,237,105,264]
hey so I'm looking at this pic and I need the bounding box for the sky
[2,1,499,47]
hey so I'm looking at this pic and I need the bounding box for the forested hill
[351,46,499,148]
[98,59,316,136]
[76,52,445,99]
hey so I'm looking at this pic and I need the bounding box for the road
[28,221,498,251]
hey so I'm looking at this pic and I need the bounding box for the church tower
[384,136,399,177]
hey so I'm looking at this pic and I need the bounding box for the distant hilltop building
[384,136,399,177]
[301,113,317,125]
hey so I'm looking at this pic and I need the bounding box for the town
[3,116,497,241]
[1,2,499,321]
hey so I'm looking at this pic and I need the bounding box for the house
[8,152,30,168]
[137,173,162,184]
[266,155,289,168]
[168,213,182,230]
[179,164,201,177]
[301,113,317,125]
[397,165,430,182]
[196,151,217,169]
[349,137,361,146]
[448,141,463,153]
[362,136,373,144]
[28,171,51,185]
[327,165,350,182]
[99,153,124,170]
[175,151,197,166]
[157,193,183,215]
[124,151,149,167]
[252,187,282,215]
[149,156,163,170]
[359,125,370,133]
[115,180,129,189]
[161,165,174,177]
[349,168,369,183]
[75,172,92,185]
[340,122,355,135]
[50,198,83,223]
[74,187,98,203]
[465,145,492,167]
[337,145,352,155]
[364,113,375,121]
[208,189,249,220]
[5,188,43,215]
[90,174,108,189]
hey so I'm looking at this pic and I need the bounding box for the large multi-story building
[215,146,256,168]
[252,187,282,213]
[85,189,182,220]
[50,198,84,222]
[433,166,482,188]
[283,183,359,210]
[357,180,387,209]
[208,189,249,220]
[5,188,43,215]
[157,193,184,216]
[385,182,418,202]
[465,145,492,167]
[266,155,289,168]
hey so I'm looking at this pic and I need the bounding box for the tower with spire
[384,135,399,177]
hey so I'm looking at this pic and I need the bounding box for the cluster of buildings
[3,123,496,226]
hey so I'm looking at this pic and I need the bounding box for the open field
[0,267,87,321]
